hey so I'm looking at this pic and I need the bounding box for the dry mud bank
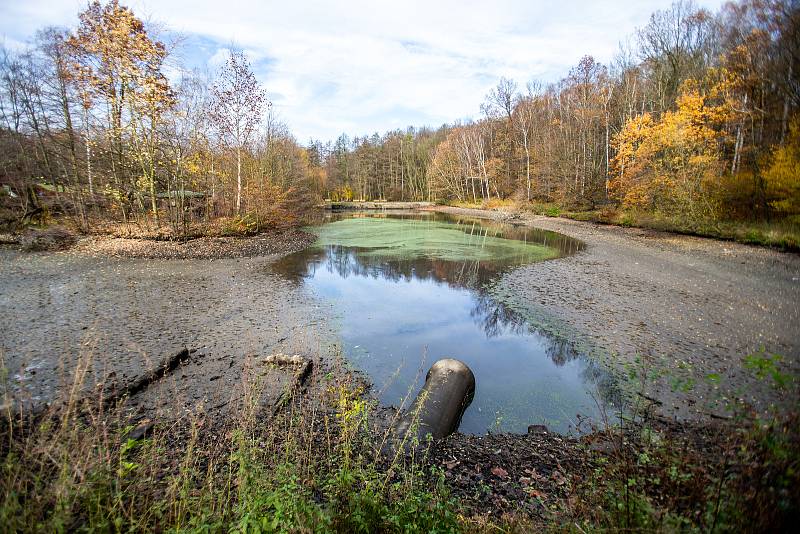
[429,206,800,421]
[0,240,336,420]
[72,229,315,259]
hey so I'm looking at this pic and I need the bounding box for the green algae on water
[307,217,559,266]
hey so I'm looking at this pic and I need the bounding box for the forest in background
[0,0,320,236]
[1,0,798,243]
[316,0,799,245]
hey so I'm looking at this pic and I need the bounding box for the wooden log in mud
[265,353,312,383]
[104,348,191,405]
[391,358,475,450]
[266,353,313,414]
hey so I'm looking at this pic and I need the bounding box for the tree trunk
[781,62,792,143]
[523,130,531,201]
[149,112,158,218]
[236,145,242,215]
[59,71,86,228]
[605,113,610,199]
[83,106,93,197]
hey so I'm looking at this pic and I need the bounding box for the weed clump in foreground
[568,411,799,532]
[563,353,800,534]
[0,356,460,533]
[2,349,798,533]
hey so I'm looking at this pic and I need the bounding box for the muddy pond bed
[273,211,620,434]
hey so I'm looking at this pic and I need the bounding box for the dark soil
[431,427,590,518]
[71,229,315,259]
[5,226,79,251]
[0,242,337,420]
[429,414,745,523]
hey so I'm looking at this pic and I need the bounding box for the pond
[273,211,618,434]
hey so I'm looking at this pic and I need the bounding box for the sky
[1,0,727,144]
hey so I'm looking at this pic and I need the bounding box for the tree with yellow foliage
[66,0,173,218]
[764,117,800,216]
[611,79,734,220]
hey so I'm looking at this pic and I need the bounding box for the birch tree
[209,50,268,215]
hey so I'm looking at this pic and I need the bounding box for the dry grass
[447,199,521,211]
[0,350,459,533]
[520,201,800,251]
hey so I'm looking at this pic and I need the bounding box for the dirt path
[429,206,800,421]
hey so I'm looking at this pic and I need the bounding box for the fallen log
[265,353,312,382]
[104,348,191,405]
[265,353,313,414]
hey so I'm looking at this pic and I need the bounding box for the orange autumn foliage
[611,80,735,220]
[764,118,800,216]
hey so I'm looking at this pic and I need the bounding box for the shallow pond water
[273,212,618,434]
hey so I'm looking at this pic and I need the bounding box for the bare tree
[636,0,714,111]
[209,50,268,214]
[513,82,546,201]
[482,77,517,120]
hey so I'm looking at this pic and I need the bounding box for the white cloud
[207,47,231,70]
[1,0,727,142]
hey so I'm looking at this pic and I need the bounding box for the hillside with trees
[0,0,323,237]
[2,1,798,246]
[317,0,799,246]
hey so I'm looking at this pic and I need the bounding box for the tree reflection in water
[272,213,620,434]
